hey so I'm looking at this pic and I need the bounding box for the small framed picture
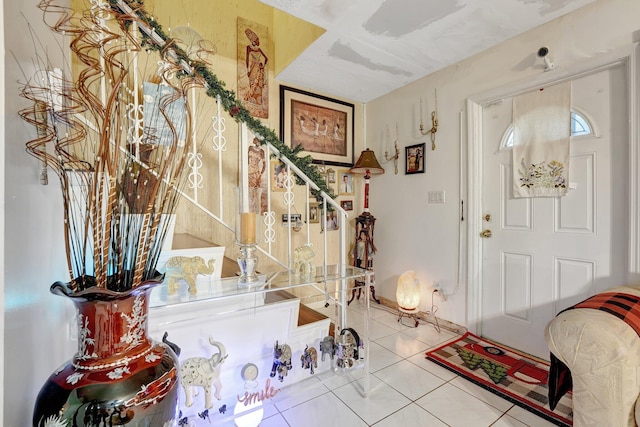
[271,160,287,191]
[405,143,425,174]
[324,210,340,231]
[340,200,353,211]
[308,202,320,224]
[338,171,354,196]
[326,168,336,184]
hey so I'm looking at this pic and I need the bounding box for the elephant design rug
[425,332,572,427]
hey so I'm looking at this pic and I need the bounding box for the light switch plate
[428,190,445,203]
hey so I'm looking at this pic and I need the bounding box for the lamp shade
[350,149,385,175]
[396,270,421,312]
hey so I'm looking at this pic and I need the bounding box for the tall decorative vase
[33,279,180,427]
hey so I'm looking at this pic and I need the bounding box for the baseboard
[375,296,467,335]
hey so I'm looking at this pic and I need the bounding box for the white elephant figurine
[293,244,315,279]
[165,255,215,295]
[179,337,228,409]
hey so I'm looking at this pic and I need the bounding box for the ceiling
[261,0,596,103]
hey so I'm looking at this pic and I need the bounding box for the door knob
[480,229,492,238]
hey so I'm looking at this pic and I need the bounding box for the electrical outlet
[433,281,447,301]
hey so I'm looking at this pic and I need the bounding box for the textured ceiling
[261,0,596,102]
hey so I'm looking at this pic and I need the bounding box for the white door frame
[464,45,640,335]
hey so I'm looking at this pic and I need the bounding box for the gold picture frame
[338,170,354,196]
[308,202,320,224]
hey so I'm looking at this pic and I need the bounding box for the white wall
[0,0,5,421]
[4,1,75,426]
[367,0,640,327]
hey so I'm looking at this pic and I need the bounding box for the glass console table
[148,264,371,425]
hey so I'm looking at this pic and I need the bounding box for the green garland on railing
[108,0,335,201]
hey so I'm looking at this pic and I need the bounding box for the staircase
[102,2,359,421]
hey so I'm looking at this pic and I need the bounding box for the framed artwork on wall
[326,168,336,184]
[324,210,340,231]
[280,85,354,167]
[405,143,425,174]
[237,17,270,119]
[338,170,354,196]
[308,202,320,223]
[271,160,287,191]
[340,200,353,211]
[325,168,336,193]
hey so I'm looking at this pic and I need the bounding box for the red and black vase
[33,279,180,426]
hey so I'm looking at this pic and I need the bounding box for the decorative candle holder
[236,208,260,285]
[236,180,260,285]
[237,243,259,284]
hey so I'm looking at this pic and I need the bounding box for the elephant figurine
[319,335,335,361]
[165,255,215,295]
[301,345,318,375]
[270,340,292,382]
[179,337,228,409]
[293,244,315,279]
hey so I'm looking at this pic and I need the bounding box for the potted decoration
[19,2,197,425]
[20,0,339,424]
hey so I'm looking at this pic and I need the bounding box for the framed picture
[405,143,426,174]
[324,210,340,231]
[237,17,270,119]
[308,202,320,224]
[271,160,287,191]
[324,168,337,193]
[247,131,268,213]
[340,200,353,211]
[338,170,354,196]
[326,168,336,184]
[280,85,354,167]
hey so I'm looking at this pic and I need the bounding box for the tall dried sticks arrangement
[18,0,204,291]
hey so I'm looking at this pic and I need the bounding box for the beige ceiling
[261,0,596,103]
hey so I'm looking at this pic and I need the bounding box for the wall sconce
[396,270,421,327]
[419,89,439,150]
[384,123,399,175]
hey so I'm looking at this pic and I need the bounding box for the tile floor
[221,299,559,427]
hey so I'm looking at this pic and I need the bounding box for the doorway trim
[464,45,639,335]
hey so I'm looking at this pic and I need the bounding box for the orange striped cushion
[572,292,640,336]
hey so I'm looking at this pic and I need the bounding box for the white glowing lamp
[233,400,263,427]
[396,270,421,313]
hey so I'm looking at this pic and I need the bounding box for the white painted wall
[3,0,640,424]
[367,0,640,328]
[4,1,75,426]
[0,0,5,421]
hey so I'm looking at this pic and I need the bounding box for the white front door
[479,64,628,359]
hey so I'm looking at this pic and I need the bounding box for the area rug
[425,332,572,426]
